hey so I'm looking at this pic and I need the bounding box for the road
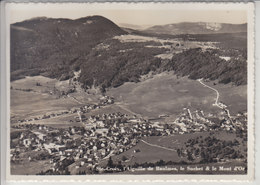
[197,79,235,124]
[197,79,222,109]
[67,94,82,104]
[115,102,142,117]
[140,139,176,152]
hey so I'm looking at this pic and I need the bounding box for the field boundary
[140,139,176,152]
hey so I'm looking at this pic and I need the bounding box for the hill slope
[11,16,126,80]
[11,17,247,89]
[145,22,247,35]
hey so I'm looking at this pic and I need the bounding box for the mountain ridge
[11,15,126,81]
[145,22,247,35]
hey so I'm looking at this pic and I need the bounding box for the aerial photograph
[9,6,248,175]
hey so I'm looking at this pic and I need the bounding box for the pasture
[107,72,247,120]
[83,104,136,117]
[12,113,85,129]
[11,89,80,120]
[10,75,136,128]
[203,81,247,115]
[143,131,243,148]
[107,72,221,120]
[11,76,57,92]
[11,76,83,123]
[111,140,180,166]
[11,159,52,175]
[109,131,246,167]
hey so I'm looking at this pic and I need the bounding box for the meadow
[10,75,136,128]
[11,76,85,126]
[11,71,247,128]
[101,131,246,171]
[11,159,52,175]
[111,140,180,165]
[107,71,245,120]
[203,81,247,115]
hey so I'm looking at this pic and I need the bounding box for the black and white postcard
[3,2,255,181]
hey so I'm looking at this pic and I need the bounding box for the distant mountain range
[144,22,247,35]
[119,23,152,30]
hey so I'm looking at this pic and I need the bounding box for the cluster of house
[11,96,114,125]
[11,111,70,124]
[99,95,114,105]
[10,106,247,174]
[172,108,247,134]
[10,111,177,174]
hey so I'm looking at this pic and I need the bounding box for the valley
[10,15,248,175]
[10,70,247,175]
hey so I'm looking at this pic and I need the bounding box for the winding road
[197,79,234,123]
[197,79,222,109]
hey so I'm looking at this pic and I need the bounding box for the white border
[3,2,255,182]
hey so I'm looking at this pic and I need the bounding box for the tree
[177,149,181,157]
[64,168,70,175]
[187,150,194,161]
[116,161,124,171]
[122,155,128,162]
[157,159,165,166]
[107,156,114,168]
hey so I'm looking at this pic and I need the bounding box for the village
[11,95,115,125]
[10,99,247,175]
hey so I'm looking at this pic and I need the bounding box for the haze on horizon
[8,3,247,26]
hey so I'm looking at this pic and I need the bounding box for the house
[129,118,142,123]
[74,153,81,160]
[100,149,106,156]
[80,161,85,166]
[96,121,105,128]
[23,139,31,147]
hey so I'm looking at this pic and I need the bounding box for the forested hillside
[164,48,247,85]
[11,16,126,81]
[11,16,247,90]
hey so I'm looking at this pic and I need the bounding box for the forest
[11,16,247,90]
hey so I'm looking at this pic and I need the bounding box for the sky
[7,3,248,25]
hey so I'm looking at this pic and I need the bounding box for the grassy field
[11,89,80,120]
[11,159,52,175]
[11,75,103,124]
[84,104,136,117]
[11,75,138,128]
[12,113,85,128]
[107,72,247,120]
[11,73,247,129]
[107,72,220,120]
[11,76,80,120]
[11,73,247,125]
[11,76,57,92]
[203,81,247,115]
[111,140,180,166]
[142,133,206,150]
[143,131,240,148]
[107,131,246,168]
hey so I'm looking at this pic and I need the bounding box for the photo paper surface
[5,2,255,181]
